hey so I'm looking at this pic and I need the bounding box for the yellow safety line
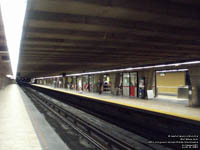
[33,84,200,122]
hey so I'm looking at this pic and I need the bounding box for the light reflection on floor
[155,95,188,104]
[0,84,42,150]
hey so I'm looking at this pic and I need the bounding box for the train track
[22,87,137,150]
[19,83,200,150]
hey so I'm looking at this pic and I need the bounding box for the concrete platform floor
[0,84,70,150]
[34,84,200,122]
[155,95,188,104]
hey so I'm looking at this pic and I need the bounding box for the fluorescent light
[34,60,200,80]
[0,0,27,79]
[64,61,198,77]
[35,75,62,80]
[156,69,188,73]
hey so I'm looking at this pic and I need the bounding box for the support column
[138,70,154,99]
[94,74,103,93]
[46,78,49,86]
[188,67,200,107]
[68,77,73,89]
[63,77,66,88]
[66,77,68,88]
[110,73,120,95]
[145,70,154,91]
[44,79,47,85]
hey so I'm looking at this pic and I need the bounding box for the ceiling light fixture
[34,60,200,80]
[64,61,200,77]
[156,69,188,73]
[0,0,28,79]
[36,75,62,80]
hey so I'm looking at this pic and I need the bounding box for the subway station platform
[0,84,70,150]
[33,84,200,122]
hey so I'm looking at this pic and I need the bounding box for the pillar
[188,67,200,107]
[44,79,47,85]
[138,70,154,99]
[63,77,66,88]
[68,77,73,89]
[110,73,120,95]
[94,74,103,93]
[145,70,154,91]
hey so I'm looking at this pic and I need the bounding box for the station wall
[0,76,12,89]
[36,71,188,98]
[156,72,186,95]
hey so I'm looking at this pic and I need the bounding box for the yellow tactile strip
[33,84,200,122]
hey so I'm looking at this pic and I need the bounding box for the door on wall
[123,73,130,96]
[130,72,137,97]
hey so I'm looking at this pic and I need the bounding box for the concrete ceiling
[18,0,200,78]
[0,11,11,77]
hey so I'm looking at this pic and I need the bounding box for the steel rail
[23,87,136,150]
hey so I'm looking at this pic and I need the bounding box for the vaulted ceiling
[18,0,200,78]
